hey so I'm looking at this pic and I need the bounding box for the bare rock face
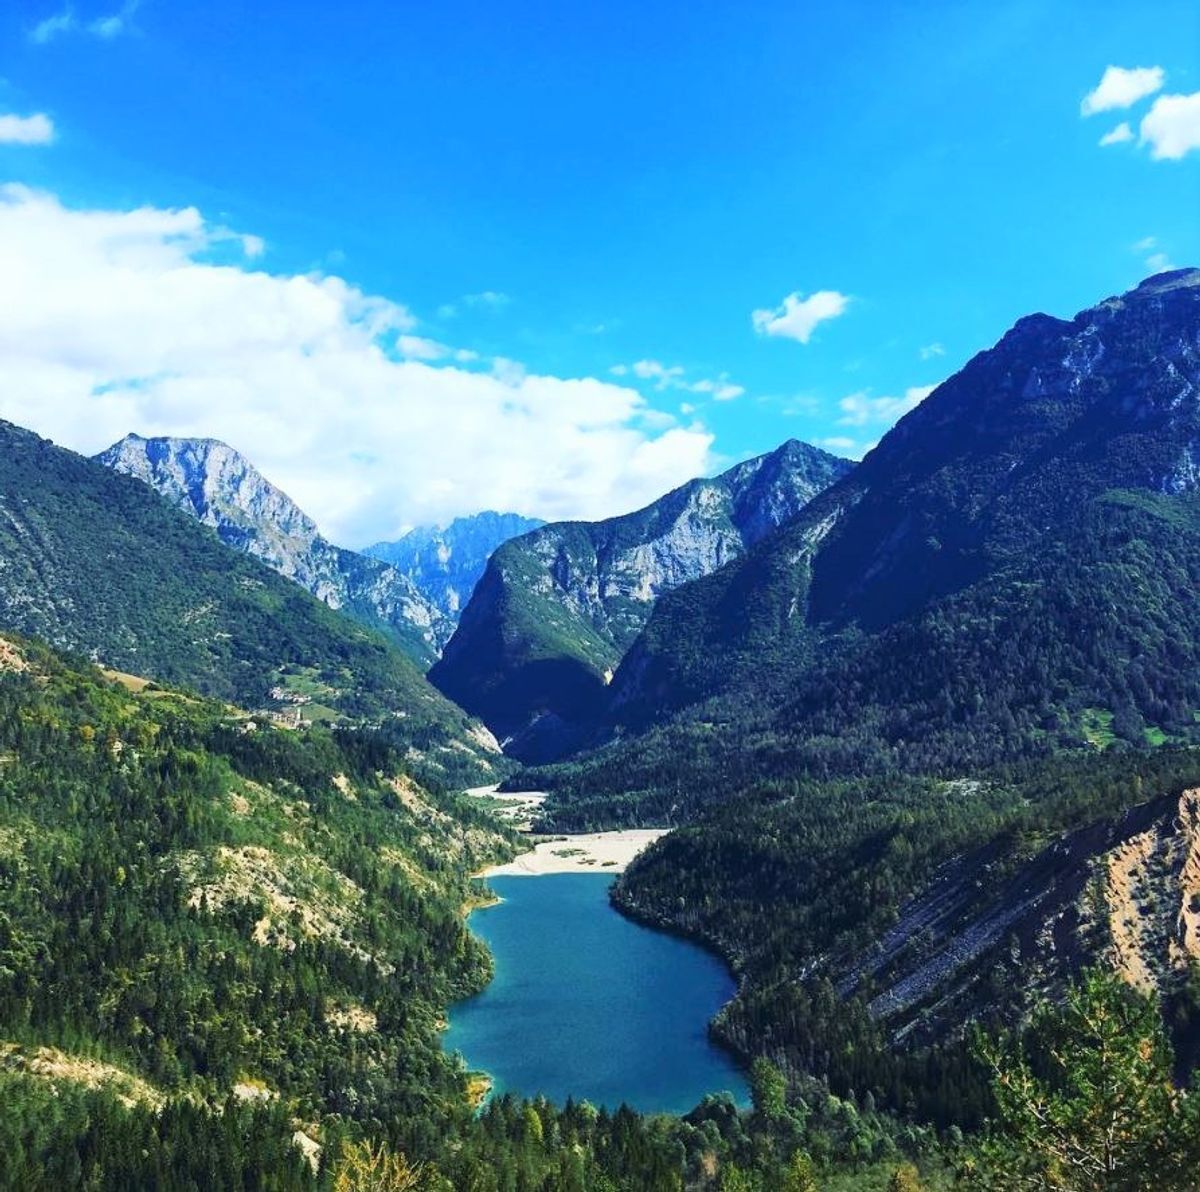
[365,511,545,620]
[1099,787,1200,996]
[96,435,451,665]
[428,439,852,758]
[841,785,1200,1045]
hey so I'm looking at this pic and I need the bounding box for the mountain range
[96,436,542,667]
[0,420,502,788]
[522,268,1200,817]
[429,438,852,759]
[5,268,1200,1183]
[495,267,1200,1123]
[365,511,545,620]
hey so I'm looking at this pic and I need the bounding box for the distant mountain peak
[99,433,320,539]
[1132,266,1200,295]
[0,417,498,784]
[365,511,546,620]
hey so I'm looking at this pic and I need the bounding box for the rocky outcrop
[365,511,544,620]
[96,435,451,665]
[841,787,1200,1044]
[428,440,852,758]
[1101,787,1200,995]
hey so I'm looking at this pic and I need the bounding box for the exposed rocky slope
[429,439,851,758]
[365,511,545,621]
[97,435,451,665]
[840,786,1200,1046]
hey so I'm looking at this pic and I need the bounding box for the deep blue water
[445,872,749,1114]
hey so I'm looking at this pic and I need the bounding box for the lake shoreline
[449,792,746,1113]
[447,872,750,1114]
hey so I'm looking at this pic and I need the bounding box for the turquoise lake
[445,872,749,1114]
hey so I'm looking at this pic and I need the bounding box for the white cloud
[1139,92,1200,160]
[614,359,745,401]
[630,359,685,387]
[91,0,140,38]
[752,290,850,344]
[1133,236,1176,275]
[1098,121,1134,146]
[0,185,714,544]
[637,408,678,431]
[0,113,55,145]
[465,290,510,308]
[30,0,139,42]
[815,436,858,454]
[689,377,745,401]
[837,385,935,427]
[815,435,878,461]
[1081,65,1164,116]
[919,342,945,360]
[489,356,525,384]
[396,335,450,361]
[29,8,74,42]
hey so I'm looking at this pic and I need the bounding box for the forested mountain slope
[615,747,1200,1128]
[499,269,1200,1137]
[97,434,452,665]
[522,269,1200,820]
[0,633,515,1181]
[0,631,948,1188]
[0,421,501,787]
[430,439,850,760]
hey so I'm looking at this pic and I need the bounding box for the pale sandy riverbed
[463,784,548,831]
[483,829,667,876]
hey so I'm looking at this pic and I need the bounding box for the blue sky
[0,0,1197,543]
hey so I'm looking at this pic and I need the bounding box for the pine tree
[970,969,1200,1189]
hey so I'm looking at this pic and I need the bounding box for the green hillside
[613,748,1200,1129]
[0,632,954,1192]
[0,419,501,789]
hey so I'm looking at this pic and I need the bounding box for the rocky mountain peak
[99,434,320,545]
[429,439,851,759]
[96,434,451,665]
[1131,266,1200,296]
[366,511,546,619]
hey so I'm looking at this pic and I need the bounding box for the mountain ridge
[601,267,1200,737]
[96,434,453,666]
[0,419,501,787]
[429,438,852,759]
